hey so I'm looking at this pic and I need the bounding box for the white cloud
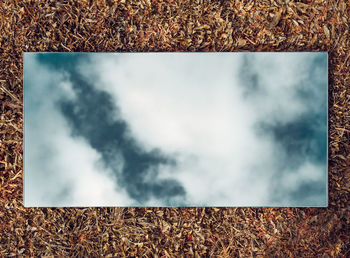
[24,54,133,207]
[281,162,324,191]
[83,53,322,206]
[241,53,319,124]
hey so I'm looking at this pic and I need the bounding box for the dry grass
[0,0,349,256]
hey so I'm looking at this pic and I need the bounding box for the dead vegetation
[0,0,349,256]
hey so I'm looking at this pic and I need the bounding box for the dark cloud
[261,113,327,206]
[36,54,186,205]
[235,53,327,205]
[253,53,328,205]
[36,52,90,72]
[259,112,327,170]
[289,180,327,205]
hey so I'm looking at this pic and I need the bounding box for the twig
[338,51,350,73]
[61,43,72,52]
[335,128,350,133]
[0,85,20,103]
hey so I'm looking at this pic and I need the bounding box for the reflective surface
[24,52,328,207]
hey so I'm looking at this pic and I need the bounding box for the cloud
[24,54,133,207]
[79,54,275,206]
[81,53,327,206]
[24,52,328,207]
[237,52,327,206]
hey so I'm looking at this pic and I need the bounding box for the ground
[0,0,349,256]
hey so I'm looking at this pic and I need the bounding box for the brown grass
[0,0,349,256]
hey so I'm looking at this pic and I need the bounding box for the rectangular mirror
[24,52,328,207]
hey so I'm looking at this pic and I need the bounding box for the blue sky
[24,52,328,207]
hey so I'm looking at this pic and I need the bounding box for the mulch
[0,0,349,256]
